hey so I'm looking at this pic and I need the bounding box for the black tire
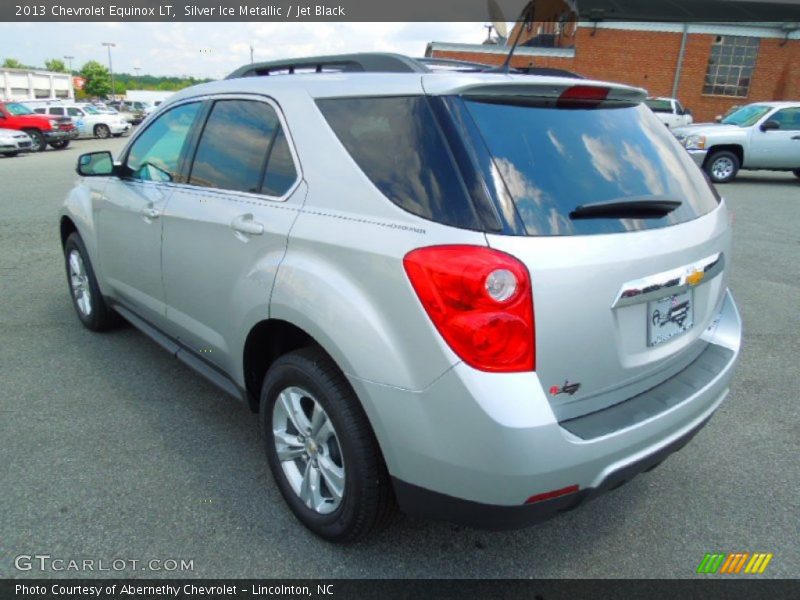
[25,129,46,152]
[260,347,396,543]
[95,124,111,139]
[2,151,19,157]
[63,233,122,331]
[49,140,70,150]
[112,133,123,138]
[704,150,740,184]
[793,169,800,179]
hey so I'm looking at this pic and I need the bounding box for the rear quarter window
[316,96,481,230]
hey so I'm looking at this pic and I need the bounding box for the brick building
[427,21,800,122]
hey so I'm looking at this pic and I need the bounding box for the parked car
[674,101,800,183]
[0,127,33,156]
[0,101,74,151]
[32,103,131,139]
[108,101,146,124]
[645,97,694,128]
[60,53,741,542]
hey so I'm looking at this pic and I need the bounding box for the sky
[0,22,489,79]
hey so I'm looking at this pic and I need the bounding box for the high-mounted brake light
[557,85,610,108]
[403,245,535,373]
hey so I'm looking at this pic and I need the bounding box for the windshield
[460,100,719,236]
[645,99,672,113]
[721,104,771,127]
[83,106,100,115]
[5,102,35,116]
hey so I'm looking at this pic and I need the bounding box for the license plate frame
[647,290,694,347]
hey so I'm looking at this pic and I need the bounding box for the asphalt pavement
[1,137,798,578]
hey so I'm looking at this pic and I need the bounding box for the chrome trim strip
[611,252,724,308]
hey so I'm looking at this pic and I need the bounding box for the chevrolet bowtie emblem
[686,270,705,286]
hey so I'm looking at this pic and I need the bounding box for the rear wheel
[704,150,740,183]
[260,347,396,542]
[25,130,46,152]
[793,169,800,179]
[63,233,121,331]
[94,124,111,139]
[50,140,70,150]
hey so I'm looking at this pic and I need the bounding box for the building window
[703,35,759,97]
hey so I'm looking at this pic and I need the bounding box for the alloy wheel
[68,250,92,316]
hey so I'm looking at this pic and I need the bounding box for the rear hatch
[428,77,729,420]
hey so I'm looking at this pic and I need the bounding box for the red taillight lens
[557,85,609,108]
[403,245,535,372]
[524,484,580,505]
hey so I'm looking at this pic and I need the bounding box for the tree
[2,58,25,69]
[45,58,68,73]
[80,60,112,98]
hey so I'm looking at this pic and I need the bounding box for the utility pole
[102,42,116,100]
[250,44,254,64]
[63,55,74,74]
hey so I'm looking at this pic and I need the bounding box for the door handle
[231,214,264,236]
[141,205,160,219]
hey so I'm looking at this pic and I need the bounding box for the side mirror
[77,151,115,177]
[760,120,780,132]
[715,115,723,123]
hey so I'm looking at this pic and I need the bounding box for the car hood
[672,123,741,137]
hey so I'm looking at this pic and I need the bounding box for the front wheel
[25,130,46,152]
[260,348,396,543]
[704,150,740,184]
[63,233,121,331]
[49,140,70,150]
[95,124,111,139]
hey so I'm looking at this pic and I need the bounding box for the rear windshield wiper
[569,197,682,220]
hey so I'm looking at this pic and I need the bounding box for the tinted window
[317,96,480,229]
[126,102,200,182]
[49,107,65,116]
[770,107,800,131]
[462,100,719,236]
[261,128,297,197]
[67,107,83,117]
[645,99,672,113]
[189,100,291,194]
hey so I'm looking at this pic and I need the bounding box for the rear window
[317,96,481,230]
[462,100,719,236]
[645,99,673,113]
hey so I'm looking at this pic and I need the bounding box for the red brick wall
[432,28,800,123]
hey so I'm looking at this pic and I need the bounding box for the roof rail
[226,53,430,79]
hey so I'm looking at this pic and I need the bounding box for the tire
[793,169,800,179]
[63,233,121,331]
[2,151,19,157]
[25,129,46,152]
[95,124,111,139]
[260,347,396,543]
[112,133,123,138]
[704,150,740,183]
[49,140,70,150]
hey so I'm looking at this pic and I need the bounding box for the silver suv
[59,53,741,542]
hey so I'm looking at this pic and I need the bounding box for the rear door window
[188,99,297,196]
[461,100,720,236]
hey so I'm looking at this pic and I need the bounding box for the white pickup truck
[673,102,800,183]
[645,97,694,129]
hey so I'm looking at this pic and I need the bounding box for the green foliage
[2,58,26,69]
[44,59,68,73]
[80,60,112,98]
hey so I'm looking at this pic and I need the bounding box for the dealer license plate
[647,290,694,346]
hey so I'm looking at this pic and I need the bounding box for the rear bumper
[43,130,72,142]
[350,289,741,528]
[109,122,131,135]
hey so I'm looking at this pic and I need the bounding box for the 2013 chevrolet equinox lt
[59,53,741,542]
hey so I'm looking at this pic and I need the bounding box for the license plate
[647,290,694,346]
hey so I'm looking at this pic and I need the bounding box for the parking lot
[1,137,798,579]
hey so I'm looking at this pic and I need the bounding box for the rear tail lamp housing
[403,245,535,372]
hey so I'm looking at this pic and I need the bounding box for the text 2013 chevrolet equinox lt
[59,53,741,542]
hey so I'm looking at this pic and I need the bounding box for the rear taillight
[403,245,535,373]
[557,85,609,108]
